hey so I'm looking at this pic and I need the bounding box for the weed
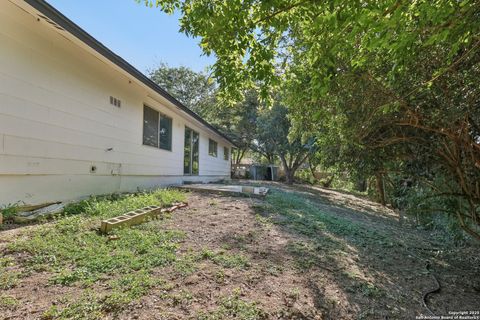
[167,290,193,306]
[286,288,300,302]
[347,279,384,298]
[200,248,250,269]
[215,270,226,283]
[265,263,283,276]
[359,282,383,298]
[1,201,23,219]
[102,271,159,311]
[286,241,326,271]
[0,295,18,310]
[254,214,272,228]
[0,257,14,268]
[174,251,198,276]
[45,290,103,320]
[198,290,266,320]
[0,270,20,290]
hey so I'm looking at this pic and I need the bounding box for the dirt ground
[1,183,479,319]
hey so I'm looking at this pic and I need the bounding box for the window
[159,116,172,151]
[224,147,229,161]
[184,127,199,175]
[143,106,158,147]
[209,139,218,157]
[142,105,172,151]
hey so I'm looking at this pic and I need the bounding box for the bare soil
[1,183,479,319]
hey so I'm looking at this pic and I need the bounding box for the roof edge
[23,0,236,147]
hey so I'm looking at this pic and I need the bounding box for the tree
[141,0,479,102]
[256,102,314,184]
[223,90,259,165]
[141,0,480,239]
[148,62,216,116]
[149,63,260,165]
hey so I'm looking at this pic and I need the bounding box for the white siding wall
[0,1,232,206]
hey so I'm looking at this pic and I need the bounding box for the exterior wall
[0,1,232,206]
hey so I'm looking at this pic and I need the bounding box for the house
[0,0,235,207]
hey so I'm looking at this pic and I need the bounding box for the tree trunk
[285,169,295,185]
[309,162,318,179]
[375,172,386,206]
[323,174,335,188]
[280,155,293,185]
[355,178,367,192]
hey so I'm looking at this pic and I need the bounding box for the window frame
[142,104,173,152]
[208,138,218,157]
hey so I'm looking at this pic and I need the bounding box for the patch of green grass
[262,190,386,246]
[9,189,186,286]
[215,270,226,284]
[0,268,20,290]
[254,214,272,228]
[200,248,250,269]
[264,263,283,276]
[174,250,199,276]
[42,290,103,320]
[358,282,383,298]
[345,278,384,299]
[167,289,194,306]
[198,290,266,320]
[6,189,187,318]
[0,257,19,288]
[286,241,321,271]
[0,295,19,310]
[103,271,160,311]
[62,189,186,218]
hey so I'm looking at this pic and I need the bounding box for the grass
[6,189,187,318]
[0,295,19,311]
[0,257,20,290]
[250,188,394,277]
[41,291,103,320]
[199,248,250,269]
[197,290,266,320]
[1,186,405,318]
[258,189,388,247]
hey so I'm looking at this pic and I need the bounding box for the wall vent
[110,96,121,108]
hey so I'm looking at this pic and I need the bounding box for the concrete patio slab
[178,184,269,198]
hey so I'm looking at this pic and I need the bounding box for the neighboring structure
[0,0,235,207]
[232,164,279,181]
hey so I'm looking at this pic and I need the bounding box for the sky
[47,0,215,74]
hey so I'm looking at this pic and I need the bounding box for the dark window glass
[143,105,172,151]
[184,127,199,175]
[184,128,192,174]
[192,131,199,174]
[224,147,229,160]
[159,115,172,151]
[143,106,159,147]
[209,139,218,157]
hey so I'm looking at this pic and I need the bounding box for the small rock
[108,235,120,241]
